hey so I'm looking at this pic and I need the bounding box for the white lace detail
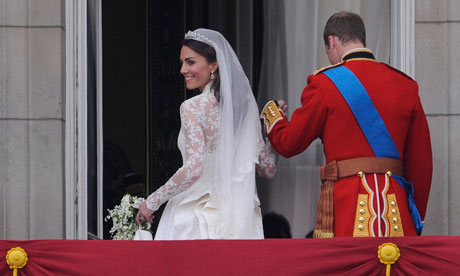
[257,138,279,179]
[146,85,279,211]
[146,85,218,211]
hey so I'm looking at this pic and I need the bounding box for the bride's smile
[180,45,217,91]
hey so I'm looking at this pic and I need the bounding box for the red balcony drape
[1,236,460,275]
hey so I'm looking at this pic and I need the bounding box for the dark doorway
[101,0,149,239]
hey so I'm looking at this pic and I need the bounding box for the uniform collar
[341,48,376,62]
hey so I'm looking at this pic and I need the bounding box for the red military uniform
[263,49,432,237]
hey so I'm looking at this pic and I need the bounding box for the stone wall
[416,0,460,235]
[0,0,65,239]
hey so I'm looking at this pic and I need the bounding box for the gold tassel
[313,229,334,238]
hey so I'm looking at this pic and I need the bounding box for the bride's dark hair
[182,39,220,101]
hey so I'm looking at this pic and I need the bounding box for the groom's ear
[327,35,336,49]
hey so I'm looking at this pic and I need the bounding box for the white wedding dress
[146,84,278,240]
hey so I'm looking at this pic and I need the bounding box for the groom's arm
[261,76,327,158]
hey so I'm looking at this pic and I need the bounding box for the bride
[136,28,279,240]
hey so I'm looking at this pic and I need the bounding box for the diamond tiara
[184,30,213,47]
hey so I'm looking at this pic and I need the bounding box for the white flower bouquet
[105,194,152,240]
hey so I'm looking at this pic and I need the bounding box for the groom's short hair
[323,11,366,49]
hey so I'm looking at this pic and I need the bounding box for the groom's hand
[277,100,288,117]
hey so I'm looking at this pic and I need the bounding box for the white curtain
[257,0,390,238]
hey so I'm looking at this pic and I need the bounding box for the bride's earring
[210,71,215,80]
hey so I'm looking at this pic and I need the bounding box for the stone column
[416,0,460,235]
[0,0,65,239]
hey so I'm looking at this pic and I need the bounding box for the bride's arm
[256,99,286,178]
[145,100,205,212]
[256,137,279,179]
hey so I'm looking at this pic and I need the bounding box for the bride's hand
[136,201,154,224]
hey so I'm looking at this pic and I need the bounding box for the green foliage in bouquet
[105,194,151,240]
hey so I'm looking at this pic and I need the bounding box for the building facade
[0,0,458,239]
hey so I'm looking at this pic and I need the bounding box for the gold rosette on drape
[378,243,400,276]
[6,247,28,276]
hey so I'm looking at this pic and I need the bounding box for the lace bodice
[146,87,278,211]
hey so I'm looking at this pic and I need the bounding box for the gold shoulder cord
[313,61,344,75]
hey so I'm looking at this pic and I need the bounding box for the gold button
[358,171,364,177]
[358,225,364,230]
[391,201,396,207]
[359,201,365,207]
[394,225,399,231]
[386,171,392,177]
[391,209,397,214]
[359,209,365,214]
[393,217,398,223]
[359,217,365,223]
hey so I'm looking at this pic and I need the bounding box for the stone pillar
[0,0,65,239]
[416,0,460,235]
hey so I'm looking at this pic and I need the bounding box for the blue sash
[323,65,423,235]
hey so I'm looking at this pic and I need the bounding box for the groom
[261,11,432,238]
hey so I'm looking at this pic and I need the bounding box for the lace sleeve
[146,101,205,211]
[256,137,279,179]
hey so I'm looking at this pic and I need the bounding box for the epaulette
[381,63,415,81]
[313,61,344,75]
